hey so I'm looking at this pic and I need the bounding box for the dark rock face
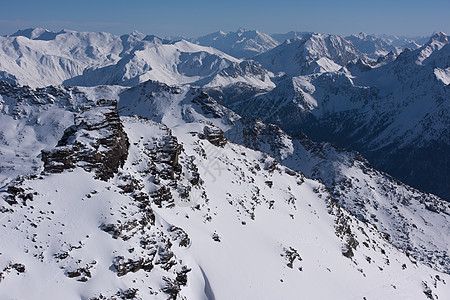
[113,256,153,277]
[199,125,227,147]
[146,133,182,181]
[42,99,129,180]
[281,246,302,268]
[0,262,26,282]
[4,185,34,206]
[0,81,68,105]
[219,60,269,81]
[191,90,238,122]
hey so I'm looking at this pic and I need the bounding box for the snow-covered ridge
[344,32,429,58]
[254,33,363,76]
[193,28,280,59]
[0,29,123,87]
[64,39,242,87]
[0,82,449,299]
[345,32,399,58]
[226,117,450,273]
[0,28,279,90]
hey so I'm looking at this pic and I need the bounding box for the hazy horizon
[1,27,443,40]
[0,0,449,38]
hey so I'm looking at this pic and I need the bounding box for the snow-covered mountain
[1,82,449,299]
[0,28,449,299]
[377,34,429,50]
[0,28,276,90]
[64,38,242,87]
[344,32,432,59]
[254,33,364,76]
[225,32,449,200]
[193,28,280,59]
[0,28,123,87]
[271,31,314,43]
[345,32,398,58]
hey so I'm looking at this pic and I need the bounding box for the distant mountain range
[0,27,448,299]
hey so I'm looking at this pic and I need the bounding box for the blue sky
[0,0,449,37]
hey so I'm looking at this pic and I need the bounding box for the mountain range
[0,27,448,299]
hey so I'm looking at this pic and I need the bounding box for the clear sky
[0,0,449,38]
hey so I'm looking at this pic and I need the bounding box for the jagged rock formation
[42,99,129,180]
[199,125,227,147]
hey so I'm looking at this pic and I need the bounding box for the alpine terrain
[0,28,448,300]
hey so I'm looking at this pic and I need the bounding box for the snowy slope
[202,60,275,89]
[0,28,124,87]
[0,82,449,299]
[0,28,277,90]
[64,39,243,87]
[226,117,450,274]
[193,28,280,59]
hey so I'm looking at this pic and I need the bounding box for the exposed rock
[100,223,122,239]
[219,60,269,81]
[0,263,26,282]
[151,186,174,208]
[4,185,34,206]
[113,256,153,277]
[192,91,230,119]
[41,99,129,180]
[326,196,359,258]
[199,125,227,147]
[168,226,191,247]
[66,265,93,282]
[281,247,302,268]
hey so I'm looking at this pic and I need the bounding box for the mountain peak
[355,32,368,38]
[130,30,146,38]
[237,27,247,33]
[255,32,362,76]
[429,31,448,43]
[10,27,51,39]
[193,28,279,59]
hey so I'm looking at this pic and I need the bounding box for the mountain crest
[428,31,449,46]
[10,27,50,39]
[194,28,280,59]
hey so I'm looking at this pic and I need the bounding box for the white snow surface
[226,117,450,274]
[0,28,276,90]
[435,67,450,85]
[0,83,449,299]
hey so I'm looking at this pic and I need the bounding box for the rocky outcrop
[199,125,227,147]
[41,99,129,180]
[218,60,269,81]
[0,263,26,283]
[191,90,239,123]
